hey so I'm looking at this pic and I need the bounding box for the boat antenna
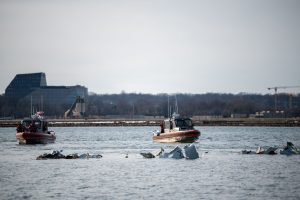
[175,94,178,114]
[30,95,33,116]
[167,95,170,118]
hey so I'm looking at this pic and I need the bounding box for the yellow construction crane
[267,86,300,111]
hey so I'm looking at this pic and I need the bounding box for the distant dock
[193,117,300,127]
[0,118,299,127]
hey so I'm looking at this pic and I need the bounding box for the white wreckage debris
[242,142,299,156]
[184,144,200,159]
[242,146,278,155]
[159,146,185,159]
[140,144,199,160]
[36,150,102,160]
[280,142,299,155]
[140,147,164,159]
[256,146,278,155]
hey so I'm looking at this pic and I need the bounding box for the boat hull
[16,131,56,144]
[153,129,200,143]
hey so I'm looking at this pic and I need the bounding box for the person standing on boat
[160,122,164,133]
[43,122,48,132]
[29,122,37,132]
[16,122,23,132]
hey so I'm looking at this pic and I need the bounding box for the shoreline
[0,118,299,127]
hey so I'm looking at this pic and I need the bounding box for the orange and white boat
[16,111,56,144]
[153,113,201,143]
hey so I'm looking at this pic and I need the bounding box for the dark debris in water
[36,150,102,160]
[242,142,299,156]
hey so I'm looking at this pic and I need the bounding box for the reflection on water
[1,126,300,200]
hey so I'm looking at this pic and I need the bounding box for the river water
[0,126,300,200]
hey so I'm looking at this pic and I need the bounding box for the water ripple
[1,126,300,199]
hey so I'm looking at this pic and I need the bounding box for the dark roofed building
[4,72,87,112]
[5,72,47,99]
[30,85,87,106]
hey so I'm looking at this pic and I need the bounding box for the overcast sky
[1,0,300,94]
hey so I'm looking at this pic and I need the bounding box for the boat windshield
[184,119,193,127]
[22,119,32,127]
[34,120,41,128]
[21,119,41,128]
[175,118,193,129]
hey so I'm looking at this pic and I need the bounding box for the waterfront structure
[64,96,86,118]
[5,72,87,107]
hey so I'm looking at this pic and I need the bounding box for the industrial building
[5,72,88,107]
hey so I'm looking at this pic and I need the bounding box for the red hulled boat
[153,113,201,143]
[16,112,56,144]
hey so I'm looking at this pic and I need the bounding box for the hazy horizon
[1,0,300,95]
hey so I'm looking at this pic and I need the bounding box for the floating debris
[141,145,200,159]
[159,146,185,159]
[79,153,89,159]
[265,147,278,155]
[154,147,165,157]
[140,152,155,159]
[255,146,278,155]
[36,150,65,160]
[256,146,265,154]
[184,144,199,159]
[37,150,102,160]
[65,153,79,159]
[242,150,254,154]
[280,142,299,155]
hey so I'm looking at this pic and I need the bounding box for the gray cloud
[1,0,300,94]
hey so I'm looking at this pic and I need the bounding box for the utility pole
[30,95,33,116]
[132,103,135,119]
[167,95,170,118]
[289,94,294,110]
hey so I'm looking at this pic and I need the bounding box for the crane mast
[267,86,300,111]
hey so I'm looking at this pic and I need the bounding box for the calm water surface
[1,126,300,200]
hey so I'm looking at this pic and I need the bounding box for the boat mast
[175,95,178,114]
[30,95,33,116]
[167,95,170,118]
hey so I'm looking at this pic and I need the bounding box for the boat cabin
[20,118,48,132]
[163,116,194,132]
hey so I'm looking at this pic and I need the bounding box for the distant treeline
[1,93,300,118]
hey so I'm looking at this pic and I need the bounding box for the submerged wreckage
[36,150,102,160]
[140,144,199,160]
[36,142,298,161]
[242,142,299,156]
[280,142,299,155]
